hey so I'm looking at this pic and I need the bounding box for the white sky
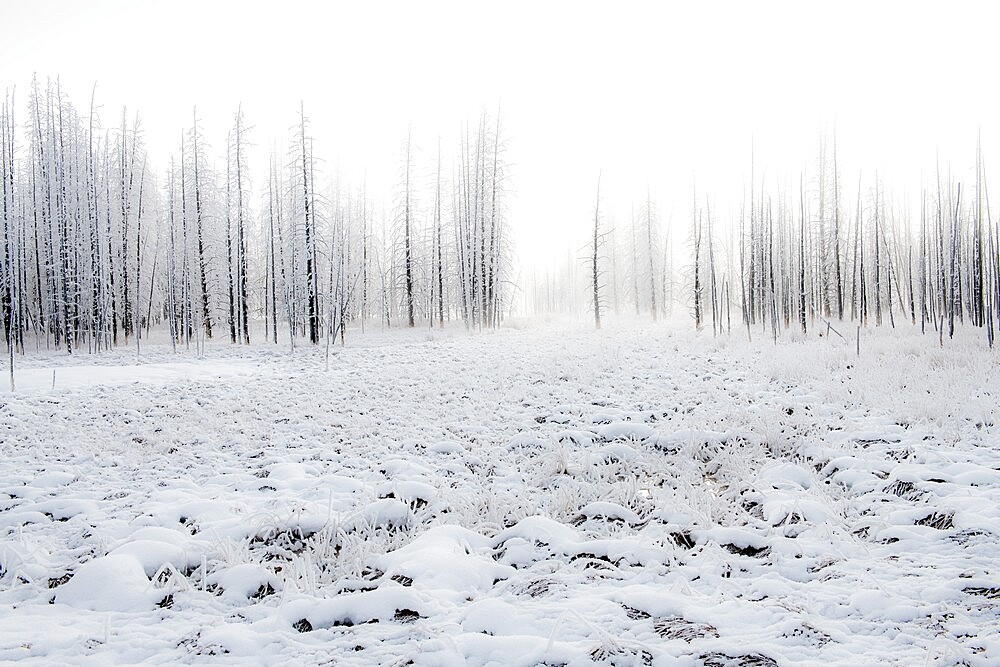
[3,0,999,270]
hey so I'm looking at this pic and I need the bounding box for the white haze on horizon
[3,0,998,274]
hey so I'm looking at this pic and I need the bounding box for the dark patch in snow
[249,527,317,559]
[590,643,652,666]
[700,651,778,667]
[723,543,769,558]
[963,586,1000,599]
[884,479,924,500]
[516,578,560,598]
[47,573,71,588]
[621,604,651,620]
[653,616,719,641]
[251,583,276,600]
[393,608,421,623]
[741,500,765,520]
[783,622,832,647]
[949,529,994,545]
[670,531,696,549]
[915,512,955,530]
[569,552,618,568]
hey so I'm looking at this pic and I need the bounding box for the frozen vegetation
[1,320,998,665]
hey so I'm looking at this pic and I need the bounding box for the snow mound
[108,539,194,577]
[596,421,654,442]
[574,501,641,525]
[595,441,643,463]
[286,587,428,629]
[428,440,467,455]
[351,498,412,530]
[209,563,278,601]
[376,479,438,506]
[495,515,581,548]
[54,554,159,612]
[377,525,512,599]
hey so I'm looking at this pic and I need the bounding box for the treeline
[559,133,998,346]
[699,136,997,346]
[0,77,511,354]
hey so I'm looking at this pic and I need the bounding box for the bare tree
[591,172,602,329]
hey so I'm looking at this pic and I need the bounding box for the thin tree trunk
[592,171,602,329]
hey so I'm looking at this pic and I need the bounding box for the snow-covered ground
[1,320,998,665]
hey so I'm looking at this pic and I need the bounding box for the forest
[0,78,511,363]
[2,78,998,367]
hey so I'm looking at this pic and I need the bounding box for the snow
[53,554,158,612]
[1,320,998,664]
[375,525,510,601]
[7,359,258,392]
